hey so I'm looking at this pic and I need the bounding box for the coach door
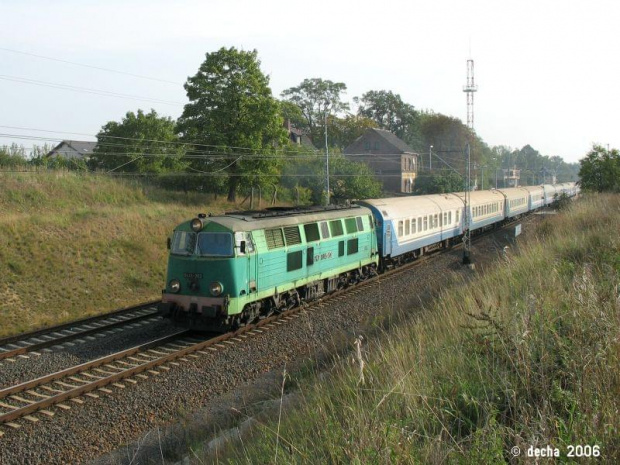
[385,223,392,256]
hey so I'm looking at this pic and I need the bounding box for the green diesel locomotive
[159,206,379,331]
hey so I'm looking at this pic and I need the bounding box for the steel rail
[0,300,161,348]
[0,301,160,362]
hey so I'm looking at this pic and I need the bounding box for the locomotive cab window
[356,217,364,231]
[171,231,197,256]
[197,232,233,257]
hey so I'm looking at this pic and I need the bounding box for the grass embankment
[214,195,620,463]
[0,171,236,337]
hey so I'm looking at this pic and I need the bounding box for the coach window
[448,211,452,224]
[398,221,404,236]
[405,220,410,235]
[320,221,330,239]
[304,223,321,243]
[423,216,428,231]
[412,218,416,234]
[456,210,460,223]
[330,220,344,237]
[434,214,438,228]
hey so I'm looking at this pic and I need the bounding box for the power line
[0,74,184,106]
[0,47,181,86]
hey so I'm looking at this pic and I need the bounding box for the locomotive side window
[329,220,344,237]
[345,218,358,234]
[356,217,364,231]
[197,232,233,257]
[287,251,303,271]
[320,221,330,239]
[304,223,321,243]
[347,238,359,255]
[171,231,197,256]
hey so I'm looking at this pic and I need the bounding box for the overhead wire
[0,47,182,86]
[0,74,184,106]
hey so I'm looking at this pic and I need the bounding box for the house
[285,121,316,151]
[47,140,97,160]
[343,128,419,194]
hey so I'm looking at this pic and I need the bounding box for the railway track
[0,214,536,435]
[0,301,160,362]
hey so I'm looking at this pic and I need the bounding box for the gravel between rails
[0,319,183,390]
[0,215,545,465]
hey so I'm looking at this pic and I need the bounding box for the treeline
[2,46,597,201]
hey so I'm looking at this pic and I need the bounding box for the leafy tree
[354,90,420,144]
[0,144,28,168]
[89,109,186,174]
[280,150,381,204]
[414,172,463,194]
[281,78,349,143]
[177,47,287,201]
[328,114,377,150]
[578,144,620,192]
[330,154,382,201]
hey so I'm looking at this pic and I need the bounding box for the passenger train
[158,182,578,331]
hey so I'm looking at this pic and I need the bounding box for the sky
[1,0,619,164]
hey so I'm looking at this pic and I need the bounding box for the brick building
[343,128,418,194]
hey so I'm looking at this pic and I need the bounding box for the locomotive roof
[194,205,372,232]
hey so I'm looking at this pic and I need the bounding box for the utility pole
[324,104,330,206]
[463,143,473,266]
[429,145,433,171]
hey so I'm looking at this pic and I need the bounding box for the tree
[177,47,287,202]
[354,90,420,144]
[328,114,377,150]
[578,145,620,192]
[89,109,186,173]
[281,78,349,143]
[414,172,463,195]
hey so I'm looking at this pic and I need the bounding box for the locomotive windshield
[197,232,233,257]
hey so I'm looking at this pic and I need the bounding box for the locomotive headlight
[209,281,223,296]
[169,279,181,293]
[190,218,204,232]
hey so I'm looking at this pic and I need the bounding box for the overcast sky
[1,0,618,164]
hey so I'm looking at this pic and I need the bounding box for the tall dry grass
[210,195,619,464]
[0,171,236,336]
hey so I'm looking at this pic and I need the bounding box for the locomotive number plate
[183,273,203,279]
